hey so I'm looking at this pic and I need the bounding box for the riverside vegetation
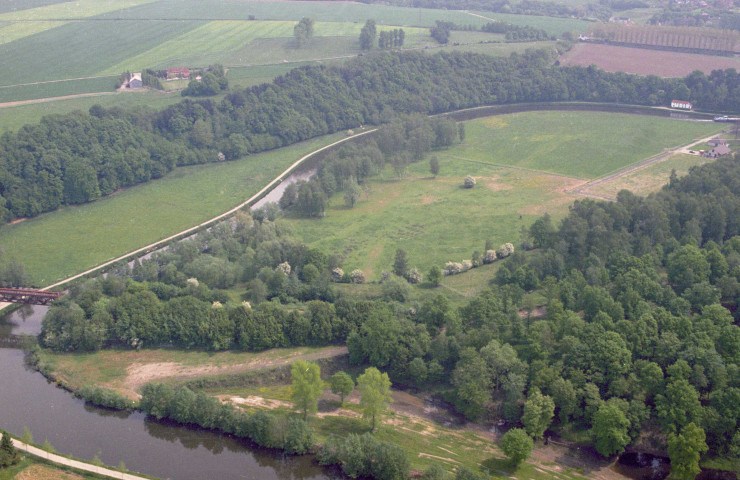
[33,151,740,478]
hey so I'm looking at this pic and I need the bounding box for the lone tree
[0,431,19,468]
[291,360,323,420]
[428,265,442,287]
[501,428,534,465]
[343,176,362,208]
[357,367,392,432]
[330,371,355,405]
[430,156,440,177]
[294,17,314,47]
[592,402,631,457]
[463,175,476,188]
[359,20,377,50]
[393,249,408,278]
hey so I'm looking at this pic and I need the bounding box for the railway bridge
[0,287,63,305]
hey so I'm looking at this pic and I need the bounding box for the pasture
[282,112,722,279]
[0,133,343,285]
[559,43,740,77]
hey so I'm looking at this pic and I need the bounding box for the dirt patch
[15,464,84,480]
[222,395,293,410]
[517,175,584,215]
[120,346,348,398]
[482,176,514,192]
[420,194,437,204]
[559,43,740,77]
[8,217,27,224]
[418,453,460,464]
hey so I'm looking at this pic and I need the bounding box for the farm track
[570,132,723,201]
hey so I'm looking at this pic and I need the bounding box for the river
[0,305,334,480]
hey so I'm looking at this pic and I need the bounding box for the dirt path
[570,132,724,201]
[10,438,149,480]
[0,91,116,109]
[122,346,348,398]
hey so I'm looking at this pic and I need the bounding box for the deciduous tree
[357,367,392,431]
[291,360,323,420]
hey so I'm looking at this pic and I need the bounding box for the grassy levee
[283,111,722,280]
[0,133,343,286]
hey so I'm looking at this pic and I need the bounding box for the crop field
[0,20,67,45]
[590,23,740,54]
[586,152,715,199]
[0,89,185,133]
[469,10,592,35]
[0,132,343,286]
[0,76,117,104]
[559,43,740,77]
[0,0,68,14]
[283,112,722,279]
[0,0,157,21]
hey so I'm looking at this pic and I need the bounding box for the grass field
[0,0,68,15]
[281,112,722,279]
[0,76,117,103]
[586,152,715,200]
[469,10,592,35]
[0,132,343,286]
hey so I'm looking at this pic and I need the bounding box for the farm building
[127,73,142,89]
[671,100,693,110]
[703,144,732,158]
[708,138,728,147]
[167,67,190,80]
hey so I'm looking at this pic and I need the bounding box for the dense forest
[3,49,740,224]
[41,152,740,474]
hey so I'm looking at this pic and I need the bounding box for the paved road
[10,438,149,480]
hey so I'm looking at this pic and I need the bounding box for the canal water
[0,305,333,480]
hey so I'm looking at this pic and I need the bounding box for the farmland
[558,43,740,77]
[282,111,722,278]
[589,23,740,54]
[0,132,343,285]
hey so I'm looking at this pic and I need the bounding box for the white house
[671,100,693,110]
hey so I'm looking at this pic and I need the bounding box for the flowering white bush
[351,269,366,284]
[211,301,223,309]
[406,267,422,284]
[332,268,345,282]
[276,262,291,275]
[444,262,463,276]
[497,243,515,258]
[484,250,498,263]
[462,260,473,271]
[186,277,199,287]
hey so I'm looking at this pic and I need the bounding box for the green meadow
[0,133,343,286]
[282,112,722,279]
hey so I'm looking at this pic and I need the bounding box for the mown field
[586,152,715,200]
[0,132,343,286]
[283,112,722,279]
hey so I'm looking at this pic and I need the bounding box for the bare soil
[15,464,84,480]
[559,43,740,77]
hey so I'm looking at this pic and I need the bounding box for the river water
[0,104,719,479]
[0,305,333,480]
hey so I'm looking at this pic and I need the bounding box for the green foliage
[293,17,314,47]
[667,423,708,480]
[0,431,19,468]
[359,19,376,50]
[429,156,440,177]
[291,360,323,420]
[357,367,392,432]
[591,402,631,457]
[77,385,132,410]
[522,388,554,440]
[317,433,408,480]
[427,265,442,287]
[330,371,355,404]
[501,428,534,465]
[452,347,490,420]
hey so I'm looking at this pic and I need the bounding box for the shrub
[497,242,515,258]
[406,267,422,284]
[284,418,314,454]
[484,250,498,263]
[380,270,391,282]
[382,275,411,302]
[501,428,534,465]
[444,262,463,276]
[463,175,476,188]
[77,385,132,410]
[428,265,442,286]
[351,269,366,284]
[331,268,344,282]
[461,260,473,271]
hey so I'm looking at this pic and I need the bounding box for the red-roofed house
[167,67,190,80]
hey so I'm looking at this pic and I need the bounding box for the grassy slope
[0,133,343,286]
[282,112,721,280]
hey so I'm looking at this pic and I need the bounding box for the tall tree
[591,402,631,457]
[359,20,377,50]
[430,156,440,177]
[294,17,314,47]
[501,428,534,465]
[393,249,408,278]
[291,360,323,420]
[357,367,392,432]
[331,371,355,405]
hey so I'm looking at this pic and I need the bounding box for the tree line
[4,49,740,224]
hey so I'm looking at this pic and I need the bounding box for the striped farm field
[0,0,69,14]
[560,43,740,77]
[0,20,67,45]
[0,76,117,103]
[0,0,157,21]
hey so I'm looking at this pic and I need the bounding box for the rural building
[671,100,693,110]
[703,144,731,157]
[167,67,190,80]
[708,138,728,147]
[127,73,142,89]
